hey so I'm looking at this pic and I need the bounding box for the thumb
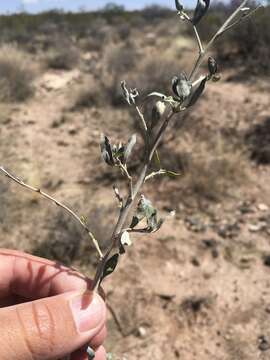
[0,291,106,360]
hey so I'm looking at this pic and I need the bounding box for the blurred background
[0,0,269,358]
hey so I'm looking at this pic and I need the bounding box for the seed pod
[172,73,192,102]
[175,0,184,12]
[208,57,218,76]
[187,76,207,108]
[100,134,114,166]
[151,101,166,129]
[192,0,210,25]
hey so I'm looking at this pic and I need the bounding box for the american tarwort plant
[0,0,261,358]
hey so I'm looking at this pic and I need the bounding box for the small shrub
[245,117,270,164]
[0,45,37,102]
[184,137,248,201]
[104,44,139,106]
[217,4,270,75]
[136,57,181,95]
[72,80,103,109]
[46,46,79,70]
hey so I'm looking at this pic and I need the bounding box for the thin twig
[144,169,167,182]
[189,0,249,81]
[106,301,125,336]
[113,185,123,209]
[193,25,204,54]
[219,5,263,35]
[117,162,133,198]
[0,166,103,259]
[135,105,147,132]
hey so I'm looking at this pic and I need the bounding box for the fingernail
[70,291,105,333]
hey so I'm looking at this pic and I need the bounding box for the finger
[91,326,107,349]
[68,327,106,360]
[0,249,91,299]
[0,290,106,360]
[94,346,107,360]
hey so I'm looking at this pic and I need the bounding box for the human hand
[0,249,107,360]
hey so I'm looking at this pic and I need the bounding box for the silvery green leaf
[165,170,181,177]
[172,73,192,102]
[147,210,158,229]
[113,144,125,163]
[187,76,207,108]
[100,134,114,166]
[208,57,218,76]
[154,150,161,168]
[121,231,132,246]
[175,0,184,11]
[101,254,119,281]
[151,218,164,233]
[192,0,210,25]
[138,195,156,220]
[124,134,136,163]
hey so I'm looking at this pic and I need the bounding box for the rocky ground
[0,22,270,359]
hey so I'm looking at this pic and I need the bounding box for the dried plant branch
[189,0,251,81]
[113,185,123,209]
[0,2,260,358]
[135,105,147,133]
[91,0,260,292]
[219,4,263,35]
[0,166,103,258]
[193,25,204,54]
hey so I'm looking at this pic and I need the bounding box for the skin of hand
[0,249,107,360]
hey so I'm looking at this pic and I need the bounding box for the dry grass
[0,45,37,102]
[45,46,79,70]
[71,76,103,109]
[182,135,248,201]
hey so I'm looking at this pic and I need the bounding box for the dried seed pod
[175,0,184,11]
[100,134,114,166]
[187,76,207,108]
[208,56,218,76]
[172,73,192,102]
[192,0,210,25]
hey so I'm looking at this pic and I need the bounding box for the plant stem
[193,25,204,54]
[0,166,103,259]
[135,105,147,132]
[189,0,249,81]
[91,109,176,290]
[91,1,254,289]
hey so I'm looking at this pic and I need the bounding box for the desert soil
[0,37,270,360]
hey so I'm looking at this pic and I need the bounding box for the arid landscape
[0,2,270,359]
